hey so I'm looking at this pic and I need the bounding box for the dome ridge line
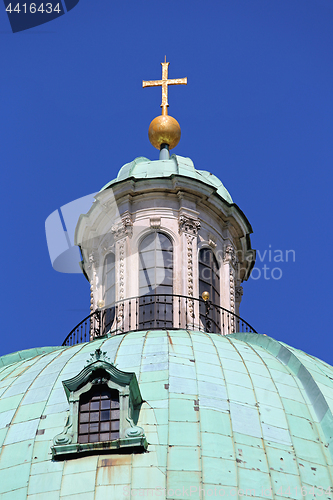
[230,332,333,459]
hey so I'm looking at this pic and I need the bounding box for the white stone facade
[75,160,255,337]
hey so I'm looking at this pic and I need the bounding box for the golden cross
[143,57,187,115]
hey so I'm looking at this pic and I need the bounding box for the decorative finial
[86,348,111,365]
[143,58,187,152]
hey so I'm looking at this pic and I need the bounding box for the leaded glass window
[78,385,120,444]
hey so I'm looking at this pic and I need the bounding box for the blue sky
[1,1,332,364]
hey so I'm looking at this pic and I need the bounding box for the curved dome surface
[100,155,234,204]
[0,331,332,498]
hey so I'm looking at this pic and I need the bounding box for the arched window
[139,232,173,328]
[102,253,115,333]
[78,385,120,444]
[199,248,220,304]
[199,248,220,332]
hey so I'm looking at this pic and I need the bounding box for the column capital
[178,213,201,236]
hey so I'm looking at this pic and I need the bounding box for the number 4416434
[6,3,61,13]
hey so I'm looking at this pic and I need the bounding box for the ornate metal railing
[62,310,101,346]
[62,294,257,347]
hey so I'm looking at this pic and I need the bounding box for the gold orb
[148,114,181,150]
[97,299,105,309]
[202,291,210,302]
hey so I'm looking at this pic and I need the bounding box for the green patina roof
[0,346,64,369]
[0,331,332,498]
[100,155,234,204]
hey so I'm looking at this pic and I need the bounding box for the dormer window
[52,349,147,459]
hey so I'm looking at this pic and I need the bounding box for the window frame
[138,231,174,295]
[198,247,220,306]
[78,385,120,444]
[198,247,221,333]
[138,231,174,329]
[102,252,116,334]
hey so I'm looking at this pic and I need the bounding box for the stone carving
[185,233,195,317]
[90,282,94,312]
[111,212,133,240]
[89,280,95,341]
[224,245,239,333]
[111,222,131,240]
[229,267,236,332]
[179,214,201,236]
[101,234,114,256]
[87,252,98,320]
[125,418,145,438]
[118,240,125,301]
[223,245,239,333]
[122,212,132,225]
[86,348,111,365]
[208,238,217,249]
[150,217,161,229]
[88,255,99,339]
[224,245,237,267]
[88,254,100,339]
[179,213,200,318]
[116,239,125,326]
[235,285,244,301]
[87,251,100,271]
[53,413,73,445]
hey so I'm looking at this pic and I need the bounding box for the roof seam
[244,341,305,488]
[226,337,276,493]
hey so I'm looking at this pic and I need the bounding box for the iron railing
[62,310,101,346]
[62,294,257,347]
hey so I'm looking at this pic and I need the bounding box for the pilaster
[178,212,201,323]
[111,212,133,331]
[223,245,239,333]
